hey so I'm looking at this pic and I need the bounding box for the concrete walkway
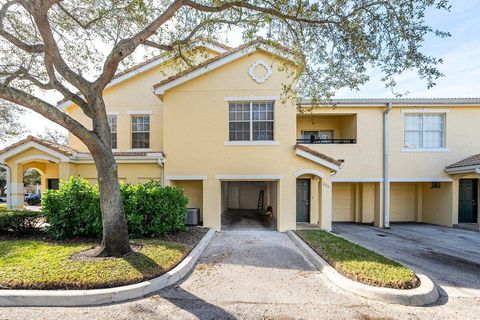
[333,223,480,298]
[1,230,479,320]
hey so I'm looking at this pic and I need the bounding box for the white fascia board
[14,155,60,164]
[0,141,69,163]
[444,165,480,174]
[295,149,340,171]
[389,177,453,182]
[214,175,284,180]
[154,44,294,95]
[166,175,207,181]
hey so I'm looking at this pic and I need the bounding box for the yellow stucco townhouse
[1,39,479,232]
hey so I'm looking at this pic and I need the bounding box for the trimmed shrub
[42,177,102,239]
[42,177,188,239]
[0,210,44,235]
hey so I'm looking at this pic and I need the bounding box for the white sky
[3,1,479,148]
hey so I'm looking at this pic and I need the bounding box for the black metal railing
[296,138,357,144]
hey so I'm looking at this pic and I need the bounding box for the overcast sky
[3,1,479,148]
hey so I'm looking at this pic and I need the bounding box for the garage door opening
[221,181,277,230]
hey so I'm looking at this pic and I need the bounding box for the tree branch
[0,84,95,144]
[94,0,186,90]
[0,0,44,53]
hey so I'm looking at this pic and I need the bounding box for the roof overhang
[445,165,480,175]
[0,141,70,163]
[153,42,295,98]
[295,148,341,172]
[57,41,230,111]
[299,98,480,108]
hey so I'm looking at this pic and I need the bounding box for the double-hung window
[229,101,274,141]
[131,115,150,149]
[404,113,445,149]
[107,115,117,149]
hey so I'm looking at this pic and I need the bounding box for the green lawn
[296,230,419,289]
[0,239,188,289]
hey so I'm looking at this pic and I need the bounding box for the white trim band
[166,175,207,181]
[224,141,280,146]
[215,175,284,180]
[127,111,152,115]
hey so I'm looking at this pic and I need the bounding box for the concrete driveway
[333,223,480,298]
[1,230,479,319]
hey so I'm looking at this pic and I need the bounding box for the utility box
[185,208,200,226]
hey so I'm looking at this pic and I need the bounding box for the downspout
[158,154,165,187]
[383,103,393,228]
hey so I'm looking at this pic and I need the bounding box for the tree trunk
[88,97,131,257]
[91,147,132,257]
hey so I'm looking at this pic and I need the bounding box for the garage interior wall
[171,180,204,221]
[422,182,453,226]
[225,181,267,210]
[390,182,423,222]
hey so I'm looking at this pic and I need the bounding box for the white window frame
[403,113,446,150]
[131,115,150,149]
[228,101,275,142]
[107,114,118,150]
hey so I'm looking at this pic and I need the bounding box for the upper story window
[404,113,445,149]
[107,115,117,149]
[229,101,274,141]
[131,115,150,149]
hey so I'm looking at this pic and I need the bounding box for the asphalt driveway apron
[333,223,480,298]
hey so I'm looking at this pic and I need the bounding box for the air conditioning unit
[185,208,200,226]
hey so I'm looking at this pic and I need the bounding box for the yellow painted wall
[163,50,333,231]
[171,180,204,221]
[296,114,357,139]
[302,108,384,179]
[66,48,219,152]
[422,182,454,226]
[389,107,480,179]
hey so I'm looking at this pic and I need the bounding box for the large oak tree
[0,0,449,256]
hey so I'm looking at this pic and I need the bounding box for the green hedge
[42,177,188,239]
[0,210,44,235]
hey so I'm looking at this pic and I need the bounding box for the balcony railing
[296,138,357,144]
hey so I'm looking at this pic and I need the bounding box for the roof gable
[57,39,230,110]
[153,40,296,98]
[0,136,75,163]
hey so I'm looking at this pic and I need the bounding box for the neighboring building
[0,39,479,232]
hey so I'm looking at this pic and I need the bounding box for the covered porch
[0,136,75,209]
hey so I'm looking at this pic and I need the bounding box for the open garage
[221,181,278,230]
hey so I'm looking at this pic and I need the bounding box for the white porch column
[0,164,12,209]
[319,174,332,231]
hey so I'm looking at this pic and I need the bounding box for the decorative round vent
[248,60,272,84]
